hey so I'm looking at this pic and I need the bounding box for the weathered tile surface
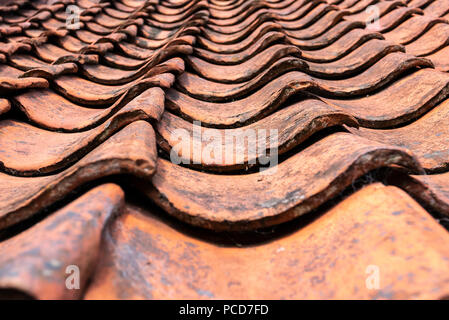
[1,0,449,300]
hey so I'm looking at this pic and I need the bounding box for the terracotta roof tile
[84,184,449,299]
[146,132,421,230]
[0,183,124,300]
[0,120,157,230]
[157,99,358,169]
[1,0,449,300]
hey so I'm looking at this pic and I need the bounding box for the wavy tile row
[1,0,449,299]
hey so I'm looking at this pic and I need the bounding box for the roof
[1,0,449,299]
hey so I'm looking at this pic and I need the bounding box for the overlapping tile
[15,85,164,131]
[84,184,449,299]
[146,132,421,230]
[157,99,358,170]
[0,183,124,300]
[1,0,449,300]
[0,120,157,230]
